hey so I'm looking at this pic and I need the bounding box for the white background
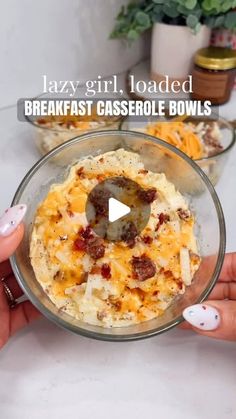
[0,0,147,107]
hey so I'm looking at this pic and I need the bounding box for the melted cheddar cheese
[30,149,201,327]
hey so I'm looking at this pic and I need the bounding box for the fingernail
[0,204,27,237]
[183,304,220,331]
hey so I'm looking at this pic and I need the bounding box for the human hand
[182,253,236,341]
[0,205,41,349]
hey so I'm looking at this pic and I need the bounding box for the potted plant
[111,0,236,82]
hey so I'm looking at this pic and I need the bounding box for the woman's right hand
[182,253,236,341]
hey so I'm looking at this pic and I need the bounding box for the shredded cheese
[146,122,204,160]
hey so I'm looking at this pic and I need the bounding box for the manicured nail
[0,204,27,237]
[183,304,220,331]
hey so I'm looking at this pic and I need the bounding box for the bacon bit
[37,118,47,125]
[111,177,130,188]
[121,221,138,247]
[101,263,111,279]
[76,166,85,178]
[155,213,170,231]
[177,208,191,220]
[138,169,148,175]
[176,279,183,290]
[79,225,94,239]
[131,255,156,281]
[99,157,104,163]
[142,235,153,245]
[74,238,86,251]
[89,188,111,217]
[163,270,173,278]
[138,187,157,203]
[86,237,105,259]
[153,290,159,296]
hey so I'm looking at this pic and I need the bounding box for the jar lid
[195,47,236,70]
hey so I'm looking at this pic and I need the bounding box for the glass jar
[191,47,236,105]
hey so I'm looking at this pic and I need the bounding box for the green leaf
[135,11,150,27]
[195,22,202,33]
[127,29,139,41]
[163,3,179,18]
[221,0,235,13]
[152,0,164,3]
[213,15,225,27]
[185,0,197,10]
[225,11,236,29]
[202,0,213,12]
[186,14,199,28]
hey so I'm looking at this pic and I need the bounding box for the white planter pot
[151,22,211,82]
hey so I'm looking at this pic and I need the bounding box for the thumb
[0,205,27,262]
[183,301,236,341]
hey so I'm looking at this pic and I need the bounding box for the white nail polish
[0,204,27,237]
[183,304,220,331]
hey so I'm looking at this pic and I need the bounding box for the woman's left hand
[0,205,41,349]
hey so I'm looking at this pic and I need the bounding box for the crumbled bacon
[156,213,170,231]
[111,177,130,188]
[131,255,156,281]
[74,225,105,259]
[74,238,86,251]
[86,237,105,259]
[89,188,111,217]
[137,187,157,203]
[203,127,223,152]
[37,118,47,125]
[121,221,138,247]
[176,279,183,290]
[101,263,111,279]
[79,225,94,239]
[163,270,173,278]
[76,166,85,178]
[177,208,190,220]
[142,235,153,245]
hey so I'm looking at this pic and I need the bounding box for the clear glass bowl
[25,90,123,155]
[120,114,235,186]
[10,130,225,341]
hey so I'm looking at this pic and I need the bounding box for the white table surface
[0,96,235,419]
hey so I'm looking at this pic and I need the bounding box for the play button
[108,198,130,223]
[86,176,152,243]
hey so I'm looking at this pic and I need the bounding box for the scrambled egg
[30,149,201,327]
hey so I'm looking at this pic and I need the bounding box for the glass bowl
[10,130,225,341]
[120,114,235,186]
[25,89,124,155]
